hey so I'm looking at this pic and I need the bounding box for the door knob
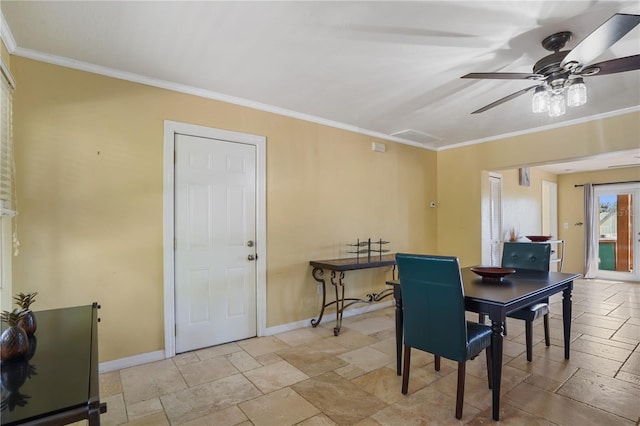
[247,254,255,261]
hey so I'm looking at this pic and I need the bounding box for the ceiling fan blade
[462,72,543,80]
[561,13,640,70]
[578,54,640,76]
[471,85,540,114]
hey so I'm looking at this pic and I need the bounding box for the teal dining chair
[396,253,492,420]
[502,242,552,362]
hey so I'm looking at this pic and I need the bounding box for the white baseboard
[99,350,165,373]
[98,300,394,373]
[262,300,394,336]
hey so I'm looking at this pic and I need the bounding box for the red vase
[17,310,37,335]
[1,325,29,362]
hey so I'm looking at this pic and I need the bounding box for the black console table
[1,303,106,425]
[309,254,396,335]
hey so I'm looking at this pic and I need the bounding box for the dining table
[386,267,581,421]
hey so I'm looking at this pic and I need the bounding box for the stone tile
[276,327,322,346]
[504,382,634,425]
[255,352,283,366]
[180,405,248,426]
[239,387,320,426]
[335,363,367,380]
[126,397,163,421]
[224,350,261,372]
[237,336,290,357]
[621,352,640,376]
[331,327,378,350]
[298,356,348,377]
[538,344,622,377]
[99,370,122,397]
[612,323,640,343]
[296,414,339,426]
[243,360,309,393]
[572,313,626,330]
[122,412,169,426]
[337,347,392,373]
[352,365,440,403]
[100,393,128,426]
[346,316,394,336]
[468,403,558,425]
[616,371,640,386]
[120,359,188,405]
[195,342,243,360]
[352,418,382,426]
[372,383,481,425]
[368,338,396,357]
[607,305,640,319]
[506,352,578,383]
[160,374,261,424]
[173,351,200,366]
[576,333,636,350]
[557,368,640,421]
[292,372,387,425]
[177,355,239,387]
[277,339,348,369]
[570,336,633,362]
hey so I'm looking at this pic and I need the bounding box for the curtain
[583,183,598,278]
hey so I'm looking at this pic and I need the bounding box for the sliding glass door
[594,183,639,281]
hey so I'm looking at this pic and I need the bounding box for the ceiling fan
[461,13,640,115]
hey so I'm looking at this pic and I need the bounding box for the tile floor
[94,278,639,425]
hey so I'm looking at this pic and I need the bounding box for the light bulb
[567,78,587,107]
[548,93,566,117]
[531,87,549,113]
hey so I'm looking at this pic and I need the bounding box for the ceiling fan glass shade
[531,86,550,113]
[548,94,566,117]
[567,78,587,107]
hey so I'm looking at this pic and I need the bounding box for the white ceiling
[2,1,639,171]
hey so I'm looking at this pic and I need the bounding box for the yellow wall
[557,167,640,273]
[437,112,640,266]
[499,167,558,240]
[10,57,436,362]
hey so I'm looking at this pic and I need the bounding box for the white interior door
[174,133,257,353]
[542,181,559,271]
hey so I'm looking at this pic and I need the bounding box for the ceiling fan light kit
[462,13,640,116]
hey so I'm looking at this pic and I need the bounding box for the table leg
[332,271,346,336]
[393,285,403,376]
[490,317,505,421]
[310,268,326,327]
[562,284,573,359]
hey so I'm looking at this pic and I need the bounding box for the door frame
[163,120,267,358]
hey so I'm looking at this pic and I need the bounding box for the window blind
[0,62,16,217]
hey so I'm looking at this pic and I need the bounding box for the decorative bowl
[526,235,552,242]
[470,266,516,282]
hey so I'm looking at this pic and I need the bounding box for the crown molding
[437,105,640,151]
[11,46,435,151]
[0,11,17,53]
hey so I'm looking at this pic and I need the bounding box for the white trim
[97,300,393,373]
[438,105,640,151]
[99,350,165,374]
[262,300,394,336]
[0,11,17,53]
[8,41,637,153]
[163,120,267,359]
[0,56,15,89]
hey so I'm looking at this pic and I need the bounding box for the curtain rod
[574,180,640,187]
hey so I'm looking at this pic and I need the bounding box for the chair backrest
[501,242,551,271]
[396,253,468,363]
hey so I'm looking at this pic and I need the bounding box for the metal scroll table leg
[333,271,346,336]
[310,268,326,327]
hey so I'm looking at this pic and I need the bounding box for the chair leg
[485,346,492,389]
[434,355,441,371]
[402,344,411,394]
[525,319,533,362]
[456,362,465,420]
[543,314,550,346]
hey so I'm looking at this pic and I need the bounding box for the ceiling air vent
[391,129,441,145]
